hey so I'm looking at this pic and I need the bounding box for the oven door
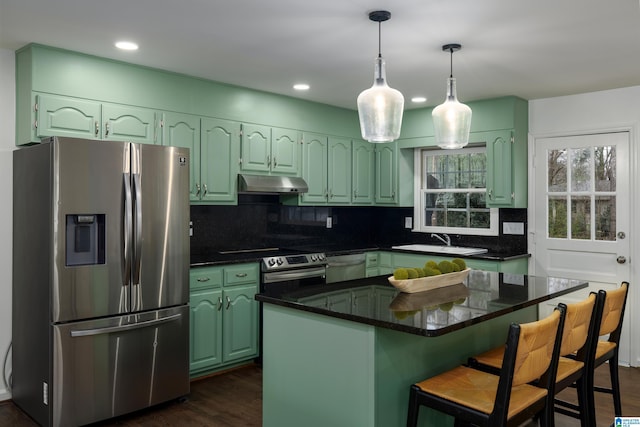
[261,266,326,294]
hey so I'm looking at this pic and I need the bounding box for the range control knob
[276,257,284,266]
[267,258,276,267]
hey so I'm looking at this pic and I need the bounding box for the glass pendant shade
[357,56,404,142]
[432,77,472,149]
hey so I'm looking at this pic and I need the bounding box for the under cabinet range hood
[238,174,309,194]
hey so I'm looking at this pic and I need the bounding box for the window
[413,146,498,236]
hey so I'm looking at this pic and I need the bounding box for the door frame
[528,123,639,367]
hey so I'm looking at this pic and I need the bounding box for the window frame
[413,146,499,236]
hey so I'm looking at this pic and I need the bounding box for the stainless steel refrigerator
[12,137,191,427]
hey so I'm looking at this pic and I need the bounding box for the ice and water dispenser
[65,214,106,266]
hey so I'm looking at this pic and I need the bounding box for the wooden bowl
[387,268,471,294]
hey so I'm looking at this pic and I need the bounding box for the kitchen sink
[391,244,488,256]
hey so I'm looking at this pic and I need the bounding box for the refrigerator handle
[132,173,143,311]
[122,173,133,309]
[70,313,182,337]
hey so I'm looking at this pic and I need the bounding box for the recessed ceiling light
[115,41,139,51]
[293,83,310,91]
[411,96,427,103]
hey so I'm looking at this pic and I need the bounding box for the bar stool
[406,305,566,427]
[588,281,629,419]
[468,293,604,427]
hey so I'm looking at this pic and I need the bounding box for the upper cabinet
[374,143,397,204]
[34,93,158,144]
[351,139,375,205]
[240,124,300,176]
[162,112,240,204]
[300,133,351,205]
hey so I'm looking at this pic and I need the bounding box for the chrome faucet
[431,233,451,246]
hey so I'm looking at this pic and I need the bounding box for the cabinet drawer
[224,264,259,286]
[190,267,223,291]
[366,252,379,267]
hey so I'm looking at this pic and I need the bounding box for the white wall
[0,48,15,400]
[529,86,640,366]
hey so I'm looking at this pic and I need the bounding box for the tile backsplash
[190,194,527,256]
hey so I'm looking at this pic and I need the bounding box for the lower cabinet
[189,263,259,377]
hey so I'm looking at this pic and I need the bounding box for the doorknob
[617,231,626,239]
[616,256,626,264]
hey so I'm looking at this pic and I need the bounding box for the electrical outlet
[404,217,413,229]
[326,216,332,228]
[189,221,193,237]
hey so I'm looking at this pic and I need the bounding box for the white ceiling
[2,0,640,110]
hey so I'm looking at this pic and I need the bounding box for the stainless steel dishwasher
[325,252,367,283]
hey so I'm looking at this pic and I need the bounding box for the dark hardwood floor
[1,363,638,426]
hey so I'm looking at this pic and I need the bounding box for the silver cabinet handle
[267,155,271,167]
[195,183,201,197]
[217,297,223,311]
[196,277,210,282]
[226,296,231,310]
[273,157,277,167]
[95,121,99,136]
[105,121,110,136]
[235,273,247,278]
[71,313,182,337]
[202,184,208,196]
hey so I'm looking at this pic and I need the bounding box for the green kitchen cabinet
[240,124,300,176]
[301,133,351,205]
[163,112,240,204]
[34,93,158,144]
[201,118,241,203]
[301,132,328,203]
[374,143,397,204]
[486,132,514,207]
[365,252,379,277]
[351,139,375,205]
[327,137,352,204]
[189,263,260,378]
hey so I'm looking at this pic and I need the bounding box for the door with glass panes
[533,131,630,364]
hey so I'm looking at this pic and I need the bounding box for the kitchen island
[256,270,587,427]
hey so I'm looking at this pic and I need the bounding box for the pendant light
[432,43,472,149]
[357,10,404,143]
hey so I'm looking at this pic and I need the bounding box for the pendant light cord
[378,20,382,59]
[449,47,453,78]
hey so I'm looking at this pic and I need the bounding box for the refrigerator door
[132,143,190,312]
[53,138,131,323]
[52,305,190,427]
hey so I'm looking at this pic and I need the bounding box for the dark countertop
[255,271,587,337]
[191,244,529,267]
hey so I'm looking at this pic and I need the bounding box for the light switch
[404,217,413,229]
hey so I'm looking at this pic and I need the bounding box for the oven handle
[262,266,326,284]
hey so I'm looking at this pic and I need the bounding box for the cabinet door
[327,137,352,204]
[375,143,397,204]
[162,112,201,201]
[486,133,514,207]
[352,139,375,204]
[301,132,328,204]
[222,285,259,363]
[271,127,300,175]
[102,103,157,144]
[201,118,240,203]
[190,288,223,373]
[241,124,271,173]
[36,94,101,139]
